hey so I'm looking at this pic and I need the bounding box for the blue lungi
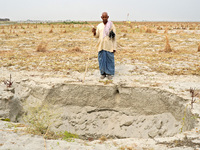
[98,50,115,75]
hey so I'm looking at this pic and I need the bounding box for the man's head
[101,12,109,24]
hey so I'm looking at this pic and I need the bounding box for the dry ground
[1,22,200,150]
[0,22,200,76]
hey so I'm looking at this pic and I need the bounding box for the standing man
[92,12,117,80]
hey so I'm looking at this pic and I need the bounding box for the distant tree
[0,18,10,21]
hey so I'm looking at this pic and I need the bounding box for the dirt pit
[0,82,193,139]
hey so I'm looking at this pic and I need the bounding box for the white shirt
[95,22,117,52]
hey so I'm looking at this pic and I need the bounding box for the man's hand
[92,28,96,36]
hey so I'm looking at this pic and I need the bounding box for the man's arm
[92,27,99,38]
[92,28,96,36]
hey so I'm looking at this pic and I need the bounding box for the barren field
[1,22,200,150]
[1,22,200,76]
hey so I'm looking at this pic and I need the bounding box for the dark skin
[92,12,116,53]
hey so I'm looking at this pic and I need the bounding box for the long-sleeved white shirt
[94,22,117,52]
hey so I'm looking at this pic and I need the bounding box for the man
[92,12,117,80]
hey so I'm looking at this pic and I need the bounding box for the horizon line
[2,19,200,23]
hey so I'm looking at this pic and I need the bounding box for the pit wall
[0,81,195,139]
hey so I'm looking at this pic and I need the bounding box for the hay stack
[36,41,47,52]
[164,35,172,52]
[1,30,5,34]
[49,29,53,33]
[146,28,152,33]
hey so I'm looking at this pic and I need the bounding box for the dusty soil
[1,22,200,150]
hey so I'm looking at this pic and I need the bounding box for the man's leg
[98,50,106,79]
[105,51,115,78]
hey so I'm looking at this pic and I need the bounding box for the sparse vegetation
[119,145,138,150]
[190,88,198,109]
[99,80,113,85]
[23,103,78,141]
[0,22,200,75]
[180,105,188,133]
[6,122,25,128]
[62,131,79,142]
[99,136,107,143]
[157,135,200,148]
[0,118,10,122]
[69,47,83,53]
[3,74,13,88]
[63,21,88,24]
[23,104,57,137]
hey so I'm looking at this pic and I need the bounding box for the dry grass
[119,145,138,150]
[69,47,83,53]
[99,136,107,143]
[0,22,200,75]
[164,27,168,34]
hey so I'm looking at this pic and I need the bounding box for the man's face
[101,13,109,24]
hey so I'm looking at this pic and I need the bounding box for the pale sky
[0,0,200,21]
